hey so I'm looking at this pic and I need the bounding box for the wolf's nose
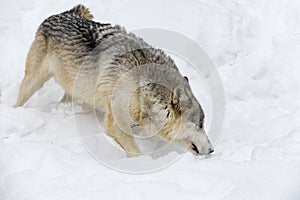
[208,148,214,154]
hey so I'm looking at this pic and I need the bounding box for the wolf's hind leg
[14,33,51,107]
[105,111,140,157]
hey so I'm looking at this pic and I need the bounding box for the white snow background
[1,0,300,199]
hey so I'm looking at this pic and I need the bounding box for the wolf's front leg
[105,111,140,157]
[60,92,72,103]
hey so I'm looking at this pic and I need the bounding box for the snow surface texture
[1,0,300,199]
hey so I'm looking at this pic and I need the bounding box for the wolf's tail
[68,4,93,20]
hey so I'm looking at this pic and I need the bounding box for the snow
[1,0,300,199]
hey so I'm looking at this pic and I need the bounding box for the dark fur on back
[39,5,118,51]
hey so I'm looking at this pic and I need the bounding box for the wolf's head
[161,77,214,156]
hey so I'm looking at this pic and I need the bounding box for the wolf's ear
[183,76,189,82]
[171,85,185,112]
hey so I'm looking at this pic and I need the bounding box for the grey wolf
[14,5,214,157]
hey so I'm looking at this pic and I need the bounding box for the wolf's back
[37,4,123,53]
[35,4,176,74]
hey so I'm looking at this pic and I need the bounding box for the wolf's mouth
[191,143,199,154]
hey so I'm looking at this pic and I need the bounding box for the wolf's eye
[191,143,199,154]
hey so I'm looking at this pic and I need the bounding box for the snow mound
[1,0,300,199]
